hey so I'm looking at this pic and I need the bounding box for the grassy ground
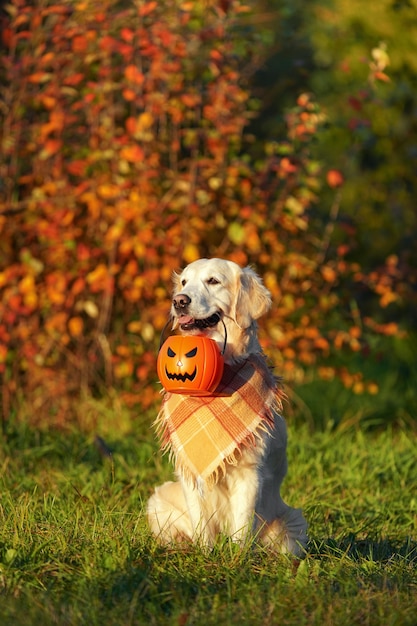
[1,403,416,626]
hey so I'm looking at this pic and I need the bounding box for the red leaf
[63,73,84,86]
[348,96,362,111]
[67,160,87,176]
[72,35,88,53]
[326,169,344,188]
[121,28,134,43]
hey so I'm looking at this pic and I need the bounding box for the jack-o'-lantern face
[157,335,224,395]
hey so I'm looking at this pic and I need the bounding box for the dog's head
[170,258,271,360]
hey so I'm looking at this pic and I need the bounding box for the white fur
[147,258,307,555]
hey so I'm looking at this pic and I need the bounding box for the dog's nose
[172,293,191,310]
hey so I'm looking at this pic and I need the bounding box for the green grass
[1,406,416,626]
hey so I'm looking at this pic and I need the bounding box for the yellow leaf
[19,274,35,294]
[380,290,397,307]
[141,323,154,342]
[97,184,119,200]
[86,264,108,285]
[183,244,200,264]
[23,291,38,309]
[127,320,142,333]
[227,222,245,245]
[106,222,125,242]
[367,382,379,395]
[83,300,99,318]
[285,196,304,216]
[137,112,153,131]
[353,381,365,394]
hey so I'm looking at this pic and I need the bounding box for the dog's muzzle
[178,312,221,331]
[172,293,221,331]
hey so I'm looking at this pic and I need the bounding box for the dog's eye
[207,277,220,285]
[181,279,187,287]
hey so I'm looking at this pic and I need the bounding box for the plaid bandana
[154,354,284,488]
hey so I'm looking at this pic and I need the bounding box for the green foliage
[255,0,417,261]
[0,415,416,625]
[309,0,417,268]
[251,0,417,323]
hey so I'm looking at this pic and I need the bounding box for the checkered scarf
[154,354,284,489]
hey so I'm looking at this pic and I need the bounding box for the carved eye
[207,277,220,285]
[167,347,176,357]
[185,347,197,358]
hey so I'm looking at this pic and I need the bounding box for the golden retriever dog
[147,258,307,555]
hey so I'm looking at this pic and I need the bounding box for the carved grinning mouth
[165,367,197,382]
[179,312,221,331]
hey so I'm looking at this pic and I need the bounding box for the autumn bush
[0,0,410,426]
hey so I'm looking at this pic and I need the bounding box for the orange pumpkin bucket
[157,335,224,395]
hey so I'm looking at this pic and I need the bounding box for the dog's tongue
[179,315,194,326]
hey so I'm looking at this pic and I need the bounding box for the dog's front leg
[223,451,260,543]
[180,477,214,547]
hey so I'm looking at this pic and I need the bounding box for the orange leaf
[122,88,137,102]
[28,72,52,84]
[139,1,157,16]
[373,71,390,83]
[181,93,201,107]
[321,266,337,283]
[40,95,57,110]
[97,183,119,199]
[68,316,84,338]
[120,145,145,162]
[125,116,137,134]
[86,264,108,286]
[72,277,85,296]
[39,139,63,160]
[63,72,84,86]
[0,344,7,364]
[326,169,344,188]
[124,65,145,85]
[128,320,142,333]
[121,28,134,43]
[19,274,35,294]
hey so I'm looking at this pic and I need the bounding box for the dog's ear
[233,266,272,329]
[170,271,182,329]
[172,270,182,294]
